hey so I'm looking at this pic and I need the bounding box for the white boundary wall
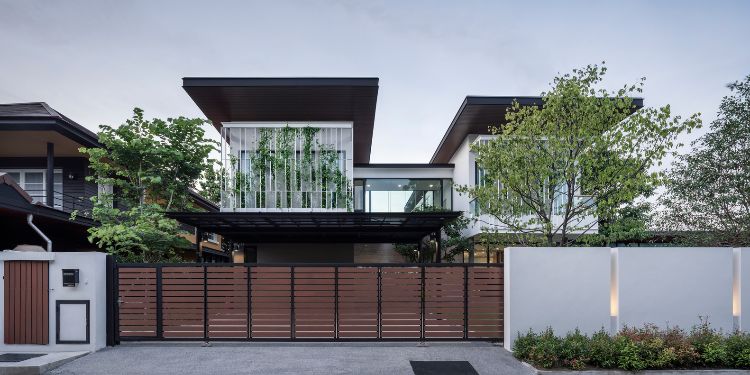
[505,247,745,351]
[0,251,107,353]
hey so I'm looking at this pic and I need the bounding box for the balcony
[23,189,94,218]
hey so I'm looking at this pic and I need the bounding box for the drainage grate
[0,353,45,362]
[410,361,479,375]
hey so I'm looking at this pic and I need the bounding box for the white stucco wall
[0,251,108,353]
[504,247,612,349]
[505,246,742,351]
[617,247,734,332]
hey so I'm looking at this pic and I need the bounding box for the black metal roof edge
[353,163,454,169]
[0,102,101,148]
[166,211,462,218]
[429,95,646,163]
[182,77,380,88]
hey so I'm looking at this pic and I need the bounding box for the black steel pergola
[168,211,460,242]
[167,211,462,262]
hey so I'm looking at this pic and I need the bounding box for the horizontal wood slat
[117,264,503,341]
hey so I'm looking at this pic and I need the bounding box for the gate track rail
[113,263,503,343]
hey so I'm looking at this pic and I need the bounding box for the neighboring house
[170,78,618,264]
[0,102,222,258]
[0,102,100,251]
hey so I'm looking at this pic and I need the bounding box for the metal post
[46,142,54,207]
[420,265,426,342]
[105,255,115,346]
[156,266,163,339]
[290,266,295,339]
[247,264,253,339]
[435,231,442,263]
[334,266,339,340]
[195,228,203,263]
[113,263,120,344]
[202,265,209,345]
[463,265,469,340]
[418,238,424,263]
[377,266,382,339]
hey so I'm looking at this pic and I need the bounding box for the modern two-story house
[170,78,617,264]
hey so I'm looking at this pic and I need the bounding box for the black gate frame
[110,262,503,344]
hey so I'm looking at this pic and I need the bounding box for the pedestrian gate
[113,263,503,342]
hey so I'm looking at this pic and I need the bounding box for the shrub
[512,330,538,361]
[690,319,728,367]
[559,329,591,370]
[512,322,750,371]
[724,332,750,368]
[589,329,620,368]
[527,328,562,368]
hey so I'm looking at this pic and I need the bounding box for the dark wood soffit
[182,79,379,164]
[429,96,645,164]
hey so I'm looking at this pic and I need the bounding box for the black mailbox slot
[62,269,79,287]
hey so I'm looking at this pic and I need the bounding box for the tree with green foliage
[657,75,750,246]
[459,63,701,246]
[79,108,216,262]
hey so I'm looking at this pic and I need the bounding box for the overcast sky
[1,0,748,163]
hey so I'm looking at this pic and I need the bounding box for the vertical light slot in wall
[733,248,741,331]
[610,247,619,334]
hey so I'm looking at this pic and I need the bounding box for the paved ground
[46,342,533,375]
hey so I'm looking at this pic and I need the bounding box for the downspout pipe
[27,214,52,252]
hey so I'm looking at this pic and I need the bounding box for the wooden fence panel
[3,261,49,344]
[116,264,503,342]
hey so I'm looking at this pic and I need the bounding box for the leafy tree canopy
[459,63,701,246]
[80,108,216,262]
[657,74,750,246]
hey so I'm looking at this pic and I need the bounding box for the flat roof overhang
[167,211,461,243]
[429,96,645,164]
[182,77,379,163]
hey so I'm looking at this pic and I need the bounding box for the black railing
[24,190,94,218]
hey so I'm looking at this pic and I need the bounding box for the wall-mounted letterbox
[62,269,79,287]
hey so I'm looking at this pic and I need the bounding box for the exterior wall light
[610,247,619,334]
[733,248,741,331]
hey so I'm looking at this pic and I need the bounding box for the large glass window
[355,178,452,213]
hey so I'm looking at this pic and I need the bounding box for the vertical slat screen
[3,260,48,345]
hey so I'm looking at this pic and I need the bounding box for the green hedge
[513,322,750,371]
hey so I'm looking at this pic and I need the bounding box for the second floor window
[3,169,63,209]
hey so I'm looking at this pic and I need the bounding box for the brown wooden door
[3,260,49,344]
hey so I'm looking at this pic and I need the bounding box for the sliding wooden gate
[3,261,49,344]
[114,263,502,342]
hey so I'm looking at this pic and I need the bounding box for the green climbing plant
[223,125,351,211]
